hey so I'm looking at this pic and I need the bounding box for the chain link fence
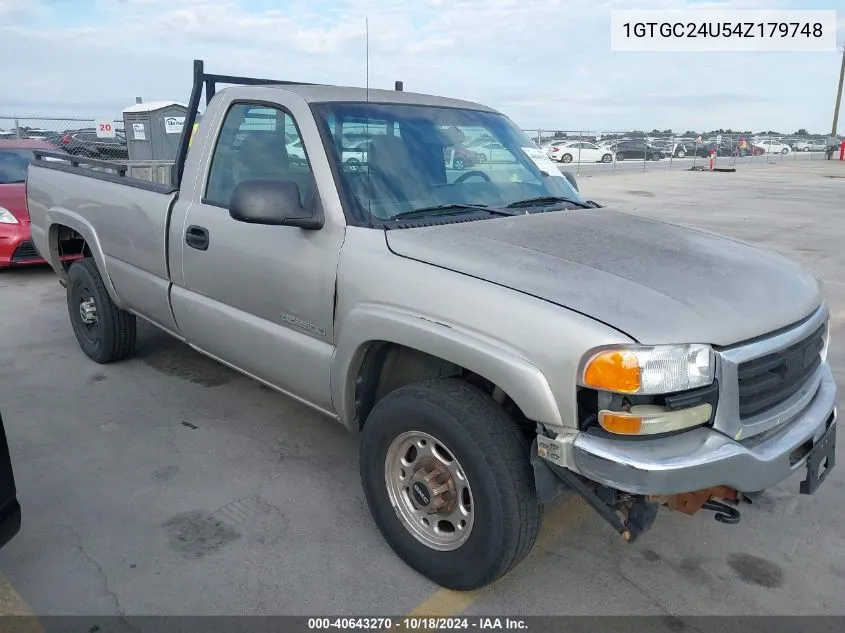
[0,116,129,162]
[3,115,842,174]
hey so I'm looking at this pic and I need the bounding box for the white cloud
[0,0,843,133]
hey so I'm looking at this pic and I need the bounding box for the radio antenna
[365,18,370,102]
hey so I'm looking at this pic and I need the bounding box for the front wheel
[359,379,541,590]
[781,148,789,155]
[67,257,136,363]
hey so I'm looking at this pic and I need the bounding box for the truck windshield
[311,102,586,224]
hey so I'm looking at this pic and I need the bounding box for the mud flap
[529,439,571,504]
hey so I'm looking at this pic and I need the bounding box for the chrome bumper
[571,364,837,496]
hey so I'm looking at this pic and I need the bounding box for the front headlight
[581,344,715,395]
[0,207,19,224]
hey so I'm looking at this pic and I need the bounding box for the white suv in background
[757,140,790,154]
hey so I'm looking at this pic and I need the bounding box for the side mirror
[229,179,323,230]
[561,169,579,192]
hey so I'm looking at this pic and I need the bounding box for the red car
[0,139,75,268]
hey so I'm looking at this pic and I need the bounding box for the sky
[0,0,844,133]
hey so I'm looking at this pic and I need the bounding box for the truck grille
[737,323,826,419]
[11,241,41,263]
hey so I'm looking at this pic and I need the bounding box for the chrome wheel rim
[384,431,474,551]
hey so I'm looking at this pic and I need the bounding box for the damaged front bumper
[532,365,837,541]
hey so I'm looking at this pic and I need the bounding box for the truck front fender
[331,304,563,430]
[43,208,126,310]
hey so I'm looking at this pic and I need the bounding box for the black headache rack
[172,59,323,189]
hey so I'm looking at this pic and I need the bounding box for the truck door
[169,99,345,414]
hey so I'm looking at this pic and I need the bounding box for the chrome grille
[737,323,825,419]
[713,305,829,442]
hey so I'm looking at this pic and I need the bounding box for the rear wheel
[781,148,789,155]
[67,258,136,363]
[359,379,541,590]
[561,153,573,163]
[601,153,613,163]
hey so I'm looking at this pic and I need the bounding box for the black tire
[561,153,573,163]
[359,379,541,590]
[616,152,625,161]
[676,150,686,158]
[601,153,613,163]
[452,158,465,170]
[781,148,788,155]
[67,257,136,363]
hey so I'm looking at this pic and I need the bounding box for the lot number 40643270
[96,121,116,139]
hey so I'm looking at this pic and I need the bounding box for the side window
[205,103,313,207]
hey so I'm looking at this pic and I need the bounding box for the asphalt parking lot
[0,159,844,619]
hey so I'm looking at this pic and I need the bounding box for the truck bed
[27,154,181,333]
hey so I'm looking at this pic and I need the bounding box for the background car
[46,128,129,161]
[468,139,509,163]
[0,140,83,267]
[548,141,614,163]
[614,140,664,161]
[795,139,827,151]
[447,146,479,170]
[757,139,790,154]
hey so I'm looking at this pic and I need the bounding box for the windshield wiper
[506,195,593,209]
[390,203,518,220]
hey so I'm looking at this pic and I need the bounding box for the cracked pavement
[0,160,843,616]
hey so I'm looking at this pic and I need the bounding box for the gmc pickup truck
[26,61,837,590]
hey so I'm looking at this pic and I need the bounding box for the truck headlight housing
[0,207,19,224]
[581,344,715,395]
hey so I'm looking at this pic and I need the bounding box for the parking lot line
[0,573,43,633]
[0,574,34,616]
[398,496,590,622]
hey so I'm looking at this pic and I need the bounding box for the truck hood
[0,184,27,222]
[384,208,823,346]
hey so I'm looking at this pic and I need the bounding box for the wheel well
[52,224,91,272]
[353,342,535,437]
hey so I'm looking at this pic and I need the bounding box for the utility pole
[831,43,845,142]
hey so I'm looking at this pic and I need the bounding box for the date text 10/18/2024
[610,9,837,52]
[307,618,528,630]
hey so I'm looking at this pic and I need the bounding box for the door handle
[185,225,209,251]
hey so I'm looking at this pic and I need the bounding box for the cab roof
[225,83,499,113]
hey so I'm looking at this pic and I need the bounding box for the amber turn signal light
[583,350,641,394]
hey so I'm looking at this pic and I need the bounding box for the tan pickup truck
[26,60,837,590]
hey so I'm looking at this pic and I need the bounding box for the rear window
[0,150,35,185]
